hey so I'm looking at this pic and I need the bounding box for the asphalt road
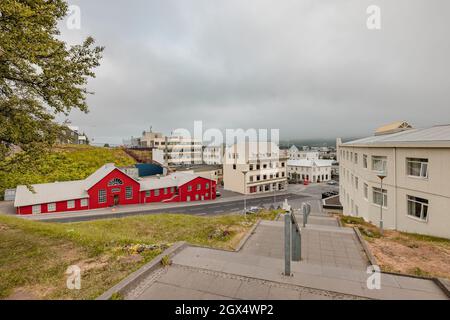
[39,193,312,223]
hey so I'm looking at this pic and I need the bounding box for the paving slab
[129,264,363,300]
[120,212,448,300]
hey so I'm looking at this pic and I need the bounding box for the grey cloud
[61,0,450,144]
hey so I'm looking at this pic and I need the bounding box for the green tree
[0,0,103,163]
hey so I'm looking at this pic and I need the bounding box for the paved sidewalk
[122,214,448,300]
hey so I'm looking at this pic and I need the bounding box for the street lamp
[242,169,248,214]
[377,171,387,235]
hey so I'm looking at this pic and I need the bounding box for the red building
[14,163,216,215]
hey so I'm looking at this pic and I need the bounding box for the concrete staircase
[124,215,449,300]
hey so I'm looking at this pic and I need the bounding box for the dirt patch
[117,254,143,264]
[366,230,450,279]
[339,215,450,279]
[5,288,40,300]
[77,255,111,272]
[5,284,56,300]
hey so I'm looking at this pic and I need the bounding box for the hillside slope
[0,145,136,199]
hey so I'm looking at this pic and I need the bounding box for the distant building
[175,164,223,184]
[59,125,89,145]
[288,145,320,161]
[203,145,225,165]
[223,142,288,194]
[339,122,450,239]
[138,129,203,166]
[287,159,334,183]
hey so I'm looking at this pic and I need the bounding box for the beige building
[175,164,223,183]
[287,159,334,183]
[223,142,288,194]
[338,122,450,239]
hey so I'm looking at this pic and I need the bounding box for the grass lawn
[339,215,450,280]
[0,210,279,300]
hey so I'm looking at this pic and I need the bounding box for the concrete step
[172,246,447,300]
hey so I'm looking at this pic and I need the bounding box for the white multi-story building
[140,130,203,166]
[288,145,320,161]
[203,145,224,165]
[223,142,288,194]
[287,159,334,183]
[338,122,450,239]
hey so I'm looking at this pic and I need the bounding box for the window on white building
[32,205,41,214]
[372,156,387,173]
[67,200,75,209]
[406,158,428,178]
[47,203,56,212]
[363,183,369,200]
[81,199,88,207]
[126,186,133,199]
[363,154,368,168]
[355,177,359,190]
[98,189,106,203]
[373,187,387,207]
[407,196,429,221]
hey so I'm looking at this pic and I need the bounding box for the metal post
[242,170,248,215]
[291,212,301,261]
[273,187,276,206]
[243,193,247,214]
[284,214,291,276]
[302,204,307,227]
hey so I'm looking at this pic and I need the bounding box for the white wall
[339,146,450,239]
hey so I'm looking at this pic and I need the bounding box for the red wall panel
[87,169,141,209]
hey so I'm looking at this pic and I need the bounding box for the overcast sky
[60,0,450,145]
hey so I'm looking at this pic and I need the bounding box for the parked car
[322,191,339,199]
[215,191,221,197]
[327,180,338,185]
[245,206,261,214]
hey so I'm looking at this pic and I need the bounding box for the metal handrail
[302,203,311,227]
[283,202,312,276]
[284,208,302,276]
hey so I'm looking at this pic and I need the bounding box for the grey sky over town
[61,0,450,145]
